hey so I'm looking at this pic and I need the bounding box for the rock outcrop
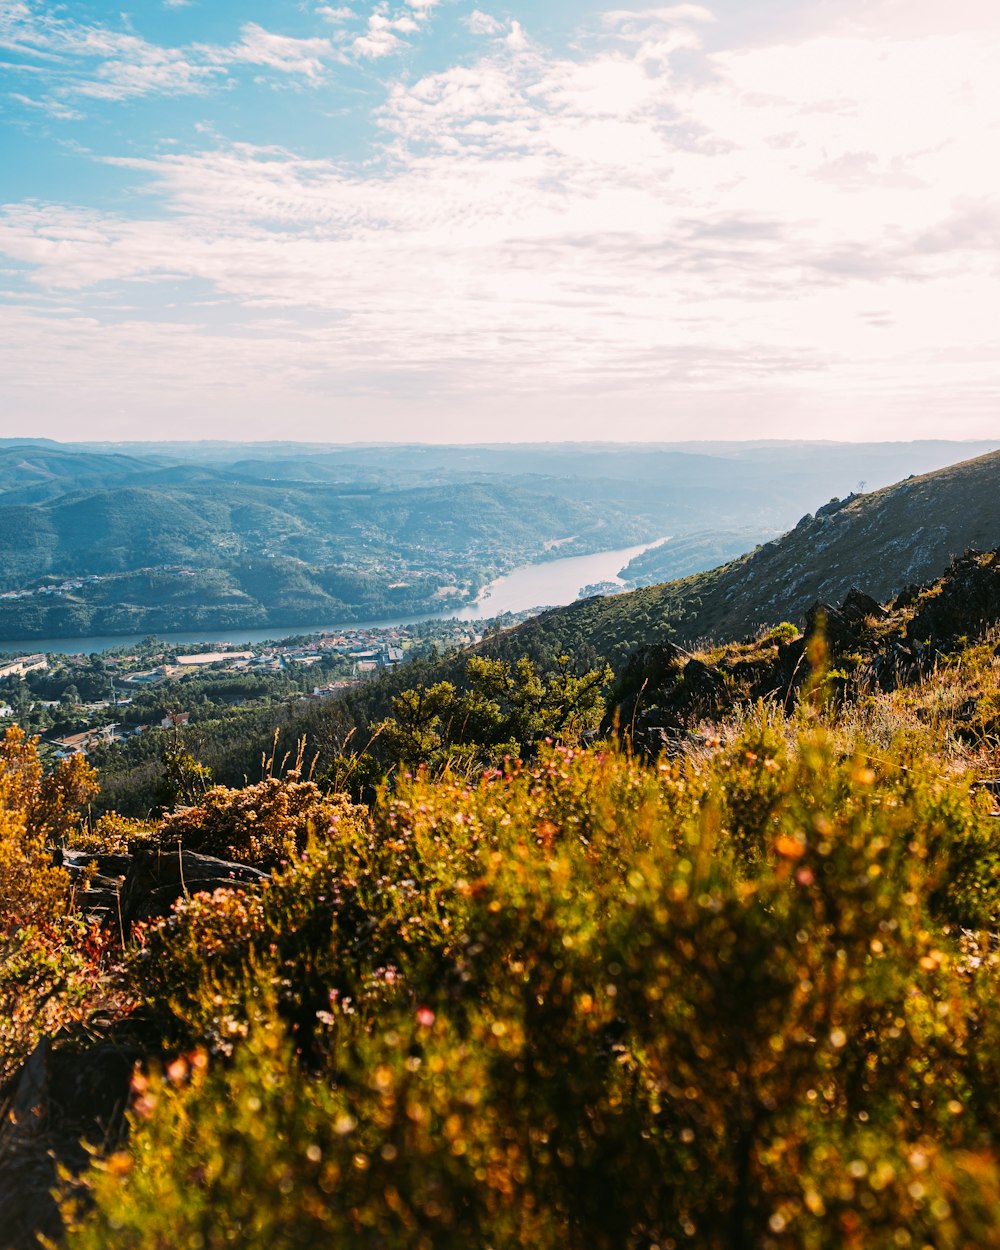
[58,846,269,932]
[606,548,1000,756]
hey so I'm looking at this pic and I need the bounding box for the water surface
[0,539,665,656]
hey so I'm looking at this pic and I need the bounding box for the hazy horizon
[4,435,997,452]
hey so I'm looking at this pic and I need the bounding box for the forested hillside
[1,439,994,643]
[0,478,648,640]
[491,450,1000,671]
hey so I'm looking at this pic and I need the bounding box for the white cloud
[2,4,1000,439]
[0,4,389,107]
[220,24,336,81]
[352,12,402,60]
[603,5,715,28]
[6,89,83,119]
[350,3,439,59]
[317,6,356,21]
[465,11,502,37]
[505,20,529,52]
[80,43,222,100]
[0,6,225,99]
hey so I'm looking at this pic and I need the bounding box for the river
[0,538,666,657]
[453,538,662,619]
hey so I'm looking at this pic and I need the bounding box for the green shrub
[71,718,1000,1248]
[156,775,365,869]
[765,621,800,645]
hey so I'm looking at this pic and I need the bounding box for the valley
[7,3,999,1240]
[0,437,993,645]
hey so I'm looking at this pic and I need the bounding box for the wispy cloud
[6,89,83,119]
[465,11,503,37]
[1,2,999,440]
[0,0,436,110]
[602,5,716,32]
[0,4,223,100]
[217,24,337,81]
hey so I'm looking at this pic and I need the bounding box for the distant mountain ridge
[0,438,996,645]
[488,450,1000,669]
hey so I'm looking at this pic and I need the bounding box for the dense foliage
[31,677,1000,1245]
[0,728,100,1084]
[375,654,612,771]
[88,651,611,816]
[3,545,1000,1248]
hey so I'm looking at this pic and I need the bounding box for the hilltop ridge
[489,449,1000,669]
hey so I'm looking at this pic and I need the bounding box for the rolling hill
[1,437,996,644]
[0,475,652,642]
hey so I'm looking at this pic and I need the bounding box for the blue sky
[1,0,998,443]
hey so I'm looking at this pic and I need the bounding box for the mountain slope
[489,450,1000,669]
[0,445,169,505]
[604,548,1000,756]
[0,478,655,641]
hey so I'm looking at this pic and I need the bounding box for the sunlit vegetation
[3,549,1000,1246]
[61,702,1000,1248]
[0,728,101,1085]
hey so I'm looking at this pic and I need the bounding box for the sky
[1,0,999,444]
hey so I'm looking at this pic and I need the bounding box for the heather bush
[69,810,159,855]
[67,709,1000,1248]
[156,775,364,868]
[0,728,101,1081]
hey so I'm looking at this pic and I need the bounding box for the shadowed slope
[488,450,1000,669]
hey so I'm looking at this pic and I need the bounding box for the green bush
[156,775,365,869]
[67,714,1000,1248]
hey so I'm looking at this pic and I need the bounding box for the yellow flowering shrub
[0,727,100,1082]
[157,775,366,868]
[63,707,1000,1249]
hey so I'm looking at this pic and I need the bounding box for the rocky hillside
[490,450,1000,669]
[605,547,1000,757]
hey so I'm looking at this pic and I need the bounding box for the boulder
[605,643,727,755]
[842,587,888,624]
[907,548,1000,648]
[615,641,686,699]
[118,848,269,933]
[56,849,137,926]
[804,602,858,651]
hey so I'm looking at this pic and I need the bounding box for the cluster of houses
[0,652,48,680]
[115,637,408,690]
[0,566,206,605]
[0,575,106,602]
[48,713,190,758]
[3,619,486,758]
